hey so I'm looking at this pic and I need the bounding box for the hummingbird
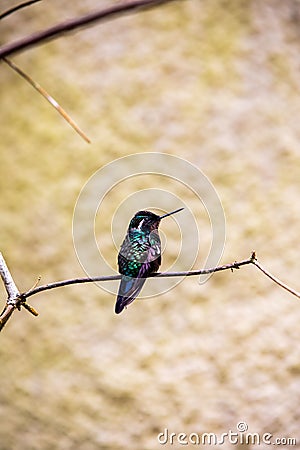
[115,207,184,314]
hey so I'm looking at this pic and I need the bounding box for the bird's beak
[159,207,184,219]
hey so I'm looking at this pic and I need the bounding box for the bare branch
[0,0,42,20]
[18,251,300,301]
[252,258,300,299]
[3,57,91,143]
[23,255,255,300]
[0,0,182,59]
[1,251,299,332]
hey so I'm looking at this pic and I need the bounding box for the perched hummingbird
[115,207,184,314]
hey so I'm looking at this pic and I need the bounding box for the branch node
[251,251,257,261]
[18,293,39,316]
[7,298,18,306]
[231,261,240,272]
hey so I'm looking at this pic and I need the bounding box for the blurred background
[0,0,299,448]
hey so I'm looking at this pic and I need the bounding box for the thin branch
[1,251,299,332]
[21,252,300,301]
[252,258,300,299]
[0,0,182,59]
[3,57,91,143]
[22,255,255,300]
[0,0,42,20]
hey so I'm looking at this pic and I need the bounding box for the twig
[0,0,182,59]
[252,258,300,299]
[0,251,299,332]
[0,0,42,20]
[3,57,91,143]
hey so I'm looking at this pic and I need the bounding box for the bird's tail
[115,275,146,314]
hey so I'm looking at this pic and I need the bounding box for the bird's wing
[115,230,161,314]
[115,255,157,314]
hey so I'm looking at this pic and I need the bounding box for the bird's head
[129,208,184,232]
